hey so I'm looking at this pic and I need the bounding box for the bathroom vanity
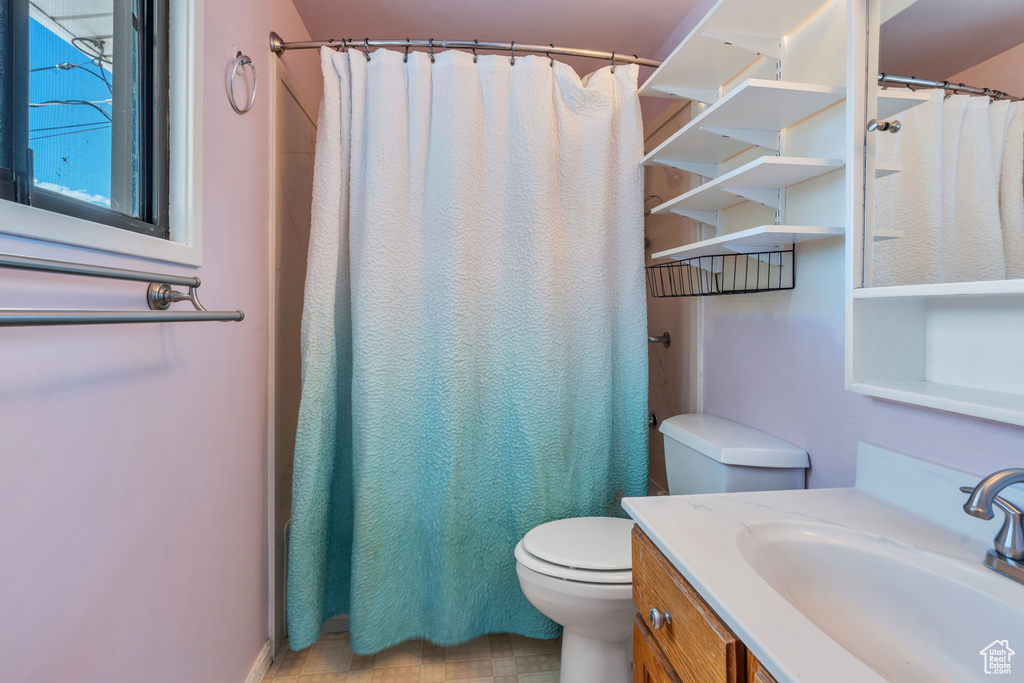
[632,526,774,683]
[623,444,1024,683]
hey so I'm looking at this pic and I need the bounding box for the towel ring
[229,51,256,114]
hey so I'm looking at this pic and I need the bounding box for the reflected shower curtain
[287,47,648,653]
[873,91,1024,285]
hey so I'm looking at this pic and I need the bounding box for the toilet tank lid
[659,414,809,468]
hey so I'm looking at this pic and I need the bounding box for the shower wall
[270,64,318,654]
[643,101,701,494]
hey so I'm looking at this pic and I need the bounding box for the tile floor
[262,632,561,682]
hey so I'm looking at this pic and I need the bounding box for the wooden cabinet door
[747,652,779,683]
[634,616,682,683]
[633,526,745,683]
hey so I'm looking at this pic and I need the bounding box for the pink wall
[702,242,1024,489]
[0,2,320,682]
[948,42,1024,100]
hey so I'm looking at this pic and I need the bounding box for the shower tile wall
[644,100,701,494]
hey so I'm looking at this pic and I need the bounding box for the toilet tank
[659,414,809,495]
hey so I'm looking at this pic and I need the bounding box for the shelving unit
[877,89,930,120]
[639,0,832,102]
[850,280,1024,426]
[641,0,849,297]
[650,156,843,222]
[651,225,843,261]
[642,79,846,178]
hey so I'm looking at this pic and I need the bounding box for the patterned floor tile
[487,634,515,658]
[262,633,561,682]
[303,636,355,674]
[517,673,560,683]
[514,653,561,674]
[444,659,493,679]
[443,636,492,662]
[509,635,559,656]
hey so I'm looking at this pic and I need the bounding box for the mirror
[863,0,1024,287]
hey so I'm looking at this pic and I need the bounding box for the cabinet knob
[649,607,673,630]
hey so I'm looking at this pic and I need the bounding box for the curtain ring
[428,38,435,64]
[362,38,371,62]
[404,38,410,63]
[547,44,554,67]
[472,39,478,64]
[510,40,515,66]
[611,51,616,73]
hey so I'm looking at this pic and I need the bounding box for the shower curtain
[287,47,648,653]
[872,91,1024,285]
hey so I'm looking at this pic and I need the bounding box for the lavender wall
[703,241,1024,488]
[0,2,321,682]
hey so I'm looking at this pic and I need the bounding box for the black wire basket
[645,248,795,298]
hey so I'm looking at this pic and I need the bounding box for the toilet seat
[515,517,634,584]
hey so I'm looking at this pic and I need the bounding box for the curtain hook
[428,38,435,64]
[611,52,616,73]
[547,44,554,67]
[510,40,515,66]
[404,38,410,63]
[362,38,371,62]
[472,38,479,64]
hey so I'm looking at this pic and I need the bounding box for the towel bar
[0,252,244,326]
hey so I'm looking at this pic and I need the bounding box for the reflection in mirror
[865,0,1024,287]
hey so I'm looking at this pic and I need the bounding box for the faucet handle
[960,486,1024,561]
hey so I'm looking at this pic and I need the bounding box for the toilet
[514,414,809,683]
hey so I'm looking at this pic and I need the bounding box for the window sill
[0,199,201,266]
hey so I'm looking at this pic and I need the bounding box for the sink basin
[737,520,1024,682]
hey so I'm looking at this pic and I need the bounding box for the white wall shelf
[877,88,930,120]
[642,79,846,178]
[651,156,844,221]
[851,280,1024,427]
[639,0,832,102]
[875,161,901,178]
[652,225,843,261]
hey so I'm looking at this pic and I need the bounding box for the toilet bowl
[515,414,811,682]
[514,516,635,683]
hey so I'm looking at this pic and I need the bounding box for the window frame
[0,0,203,266]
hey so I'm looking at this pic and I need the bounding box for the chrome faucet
[962,469,1024,585]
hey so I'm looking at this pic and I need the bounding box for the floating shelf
[874,161,901,178]
[651,156,844,221]
[651,224,843,261]
[642,79,846,177]
[851,381,1024,428]
[639,0,832,101]
[877,88,930,120]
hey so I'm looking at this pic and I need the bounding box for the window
[0,0,169,239]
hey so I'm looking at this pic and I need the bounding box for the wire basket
[645,248,795,298]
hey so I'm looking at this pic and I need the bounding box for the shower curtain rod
[268,32,662,68]
[878,73,1021,102]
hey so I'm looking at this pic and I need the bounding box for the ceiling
[289,0,700,80]
[879,0,1024,80]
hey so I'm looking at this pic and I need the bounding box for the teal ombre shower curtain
[287,46,648,653]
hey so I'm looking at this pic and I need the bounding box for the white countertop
[622,443,1024,682]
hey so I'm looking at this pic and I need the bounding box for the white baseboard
[244,640,273,683]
